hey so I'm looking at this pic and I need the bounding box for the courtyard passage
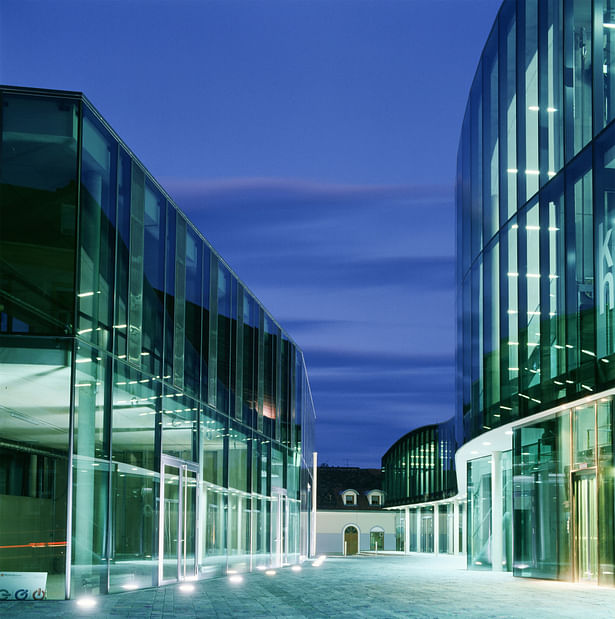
[3,553,615,618]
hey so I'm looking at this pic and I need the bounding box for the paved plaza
[2,553,615,618]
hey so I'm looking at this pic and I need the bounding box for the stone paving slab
[2,553,615,618]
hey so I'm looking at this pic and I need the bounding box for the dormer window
[342,490,358,505]
[367,490,384,506]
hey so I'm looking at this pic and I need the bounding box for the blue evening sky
[0,0,500,467]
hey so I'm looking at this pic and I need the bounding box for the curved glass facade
[0,86,315,599]
[457,0,615,443]
[457,0,615,585]
[382,418,457,508]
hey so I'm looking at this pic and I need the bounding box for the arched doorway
[344,525,359,555]
[370,526,384,551]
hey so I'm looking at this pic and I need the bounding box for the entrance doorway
[344,526,359,555]
[572,470,597,583]
[159,457,198,584]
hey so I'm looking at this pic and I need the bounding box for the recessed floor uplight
[229,575,243,584]
[291,565,302,572]
[256,565,266,571]
[227,569,238,574]
[312,561,322,567]
[179,583,195,593]
[76,597,98,609]
[121,583,139,590]
[265,570,276,576]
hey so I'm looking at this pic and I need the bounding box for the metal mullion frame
[65,95,84,601]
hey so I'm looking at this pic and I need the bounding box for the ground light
[76,596,98,609]
[121,583,139,591]
[229,574,243,584]
[265,570,276,576]
[179,583,195,593]
[291,565,302,572]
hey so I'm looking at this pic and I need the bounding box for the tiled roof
[316,466,384,510]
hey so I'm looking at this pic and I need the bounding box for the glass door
[572,470,597,583]
[159,457,198,584]
[270,489,288,567]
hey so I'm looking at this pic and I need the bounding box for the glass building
[381,418,463,556]
[457,0,615,584]
[0,85,316,600]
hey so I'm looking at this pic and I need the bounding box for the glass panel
[564,0,592,158]
[114,149,131,359]
[162,390,198,461]
[467,456,492,569]
[595,127,615,369]
[109,363,158,592]
[499,3,517,219]
[566,154,594,382]
[251,496,270,568]
[502,450,513,571]
[183,469,197,579]
[522,0,539,199]
[573,404,595,468]
[523,203,541,394]
[227,492,249,572]
[544,178,566,392]
[542,0,564,179]
[513,413,571,579]
[184,227,202,399]
[201,411,225,487]
[142,182,165,375]
[420,506,434,553]
[162,464,180,582]
[0,95,78,335]
[573,471,597,582]
[71,344,109,597]
[77,110,116,351]
[502,221,519,406]
[228,424,248,492]
[199,486,226,579]
[484,241,500,425]
[0,339,71,599]
[483,31,499,242]
[598,398,615,585]
[603,0,615,127]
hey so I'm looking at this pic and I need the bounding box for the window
[370,528,385,551]
[342,490,358,506]
[367,490,384,506]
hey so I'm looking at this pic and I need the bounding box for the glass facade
[382,418,457,507]
[457,0,615,446]
[0,86,315,599]
[457,0,615,586]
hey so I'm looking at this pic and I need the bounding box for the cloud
[160,176,454,213]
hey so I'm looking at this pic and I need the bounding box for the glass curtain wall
[457,0,615,446]
[0,86,315,599]
[382,418,457,507]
